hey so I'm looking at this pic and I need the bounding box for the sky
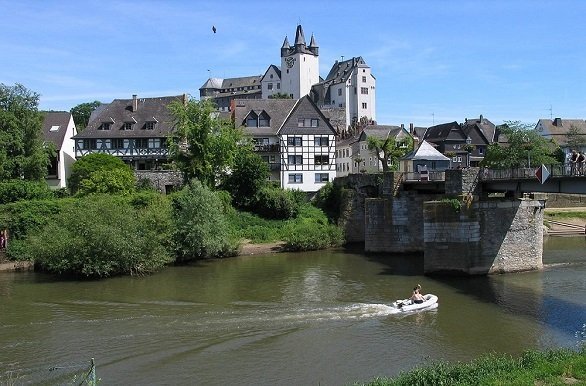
[2,0,586,128]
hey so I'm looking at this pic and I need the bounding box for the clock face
[285,57,295,68]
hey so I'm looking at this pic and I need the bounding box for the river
[1,237,585,385]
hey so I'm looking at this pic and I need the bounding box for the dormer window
[99,122,111,130]
[146,121,156,130]
[122,122,133,130]
[258,111,270,127]
[245,111,259,127]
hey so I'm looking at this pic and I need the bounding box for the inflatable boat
[391,294,438,312]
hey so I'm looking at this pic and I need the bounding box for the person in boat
[410,284,425,304]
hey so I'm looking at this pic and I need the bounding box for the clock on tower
[285,57,296,68]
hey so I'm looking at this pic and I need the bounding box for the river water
[1,237,585,385]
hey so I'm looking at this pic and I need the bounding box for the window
[99,122,111,131]
[96,139,111,149]
[148,138,161,148]
[315,173,329,183]
[135,138,148,149]
[314,137,329,146]
[287,137,302,146]
[362,102,367,109]
[314,155,329,165]
[270,74,273,79]
[246,112,258,127]
[253,137,269,146]
[338,88,342,96]
[361,87,368,94]
[457,156,462,162]
[258,112,270,127]
[113,138,125,149]
[49,125,60,132]
[122,122,133,131]
[277,83,280,89]
[268,83,273,90]
[479,147,484,155]
[452,156,458,162]
[76,139,84,149]
[288,174,303,183]
[362,76,367,82]
[288,155,303,165]
[145,121,156,130]
[297,118,319,127]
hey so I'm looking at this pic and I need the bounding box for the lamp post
[465,136,472,168]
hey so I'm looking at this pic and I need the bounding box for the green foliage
[357,348,586,386]
[0,83,50,180]
[0,179,54,204]
[69,153,134,194]
[250,186,302,220]
[221,145,269,208]
[268,92,292,99]
[70,100,101,131]
[367,134,414,172]
[77,167,136,196]
[9,195,173,278]
[168,97,244,187]
[314,181,342,222]
[440,197,462,212]
[282,205,344,251]
[227,210,285,243]
[0,198,66,241]
[482,120,560,169]
[171,179,238,262]
[566,124,586,150]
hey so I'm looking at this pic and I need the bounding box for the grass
[356,348,586,386]
[545,210,586,220]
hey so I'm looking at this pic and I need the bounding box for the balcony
[254,144,280,153]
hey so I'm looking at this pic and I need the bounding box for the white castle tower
[280,25,319,99]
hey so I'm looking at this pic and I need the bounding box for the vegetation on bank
[545,209,586,221]
[357,347,586,386]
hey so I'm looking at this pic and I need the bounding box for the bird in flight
[212,26,216,33]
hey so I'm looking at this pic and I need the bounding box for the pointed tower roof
[281,36,290,49]
[294,25,306,46]
[309,34,318,48]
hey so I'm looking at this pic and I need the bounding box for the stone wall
[134,171,183,194]
[445,167,482,197]
[423,198,544,275]
[544,193,586,208]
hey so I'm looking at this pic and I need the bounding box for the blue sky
[2,0,586,127]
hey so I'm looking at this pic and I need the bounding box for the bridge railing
[481,164,571,181]
[403,171,445,182]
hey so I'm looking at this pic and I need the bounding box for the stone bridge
[335,169,546,276]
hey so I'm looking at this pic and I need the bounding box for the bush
[250,186,301,220]
[314,181,342,222]
[171,180,238,262]
[68,153,133,194]
[0,198,66,241]
[0,180,54,204]
[282,205,344,251]
[77,167,136,196]
[12,195,173,278]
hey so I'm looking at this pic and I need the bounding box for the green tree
[171,179,238,261]
[77,167,136,196]
[482,121,560,168]
[70,101,101,132]
[565,124,586,150]
[268,92,292,99]
[68,153,134,194]
[0,83,52,180]
[367,134,414,172]
[221,145,269,208]
[168,97,243,186]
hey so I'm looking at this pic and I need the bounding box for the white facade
[261,66,282,99]
[281,52,319,99]
[56,115,77,189]
[43,112,77,189]
[280,133,336,191]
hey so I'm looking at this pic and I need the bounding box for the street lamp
[465,136,472,168]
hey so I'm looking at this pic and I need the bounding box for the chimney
[553,117,562,127]
[400,123,404,130]
[132,94,138,112]
[182,93,188,106]
[480,114,483,122]
[410,123,414,133]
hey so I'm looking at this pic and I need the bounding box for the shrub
[0,180,54,204]
[14,195,173,278]
[0,198,66,241]
[68,153,132,194]
[251,186,301,220]
[77,167,136,196]
[314,181,342,222]
[171,179,238,262]
[282,205,344,251]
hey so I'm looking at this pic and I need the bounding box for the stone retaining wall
[134,171,183,194]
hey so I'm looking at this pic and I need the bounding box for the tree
[481,121,560,169]
[68,153,134,194]
[565,124,586,151]
[168,97,243,187]
[70,101,101,132]
[367,134,414,172]
[0,83,52,180]
[268,92,292,99]
[220,146,269,208]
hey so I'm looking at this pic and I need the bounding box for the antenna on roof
[548,104,553,120]
[432,112,435,125]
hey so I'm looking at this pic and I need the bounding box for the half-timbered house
[234,95,337,192]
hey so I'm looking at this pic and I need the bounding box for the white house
[535,117,586,159]
[42,111,77,189]
[234,96,337,192]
